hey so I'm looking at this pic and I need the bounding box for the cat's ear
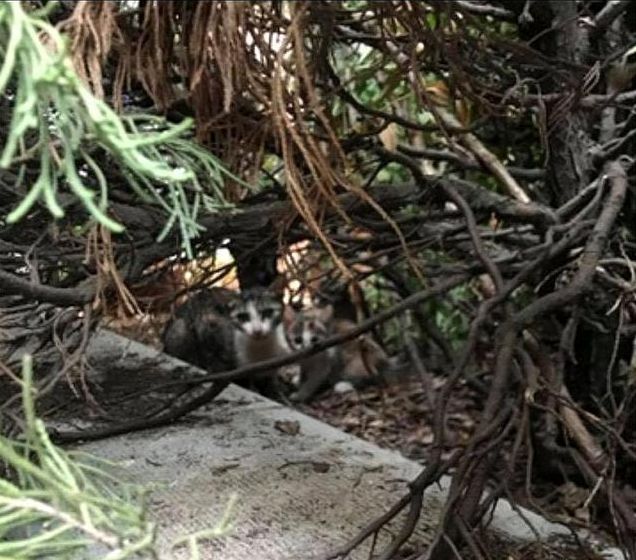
[267,275,287,299]
[206,287,237,313]
[315,303,334,322]
[282,304,296,327]
[224,297,238,312]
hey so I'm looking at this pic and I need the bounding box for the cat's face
[287,316,327,350]
[227,288,283,338]
[286,304,334,350]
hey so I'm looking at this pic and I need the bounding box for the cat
[285,302,408,402]
[162,286,236,372]
[285,305,344,402]
[162,287,290,393]
[226,287,289,367]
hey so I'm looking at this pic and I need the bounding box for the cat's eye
[294,336,303,345]
[261,308,274,319]
[235,312,249,322]
[310,336,319,344]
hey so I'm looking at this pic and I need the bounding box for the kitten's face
[287,314,330,351]
[227,289,283,338]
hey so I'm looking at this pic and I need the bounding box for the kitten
[226,288,289,367]
[162,287,236,372]
[285,303,406,402]
[285,305,343,403]
[333,317,393,382]
[162,287,290,386]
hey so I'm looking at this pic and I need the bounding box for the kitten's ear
[315,303,334,322]
[282,305,296,327]
[224,298,239,314]
[267,276,286,299]
[208,287,236,314]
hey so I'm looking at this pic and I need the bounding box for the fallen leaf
[274,419,301,435]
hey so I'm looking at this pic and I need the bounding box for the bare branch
[436,107,531,203]
[397,144,545,180]
[592,0,633,34]
[453,1,516,21]
[0,270,95,307]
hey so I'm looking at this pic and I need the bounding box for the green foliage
[361,274,403,350]
[0,2,242,257]
[342,1,368,10]
[376,162,411,183]
[361,269,471,351]
[428,284,471,348]
[0,355,237,559]
[390,255,472,348]
[170,493,237,560]
[0,355,155,559]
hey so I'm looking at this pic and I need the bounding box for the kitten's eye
[294,336,303,345]
[310,336,319,344]
[235,312,249,323]
[261,309,274,319]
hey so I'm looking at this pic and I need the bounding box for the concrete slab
[69,330,623,560]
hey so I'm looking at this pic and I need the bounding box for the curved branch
[0,269,95,306]
[592,0,632,35]
[443,184,504,293]
[519,89,636,108]
[453,1,516,21]
[397,144,545,180]
[374,147,559,228]
[510,161,626,330]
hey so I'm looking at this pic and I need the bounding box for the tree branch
[0,269,95,307]
[397,144,545,180]
[592,0,632,35]
[453,1,516,21]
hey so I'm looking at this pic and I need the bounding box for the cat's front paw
[333,381,355,394]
